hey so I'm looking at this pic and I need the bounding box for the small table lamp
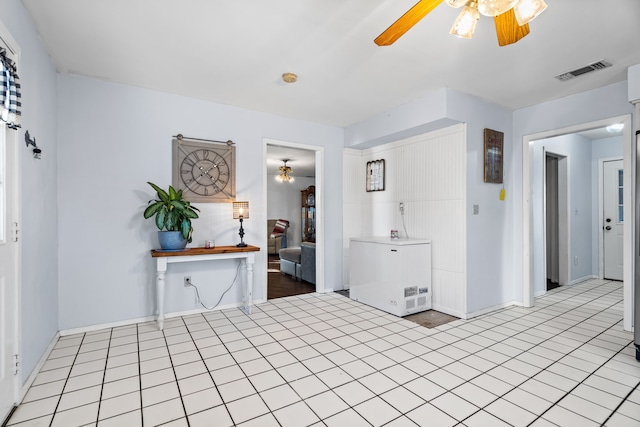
[233,201,249,247]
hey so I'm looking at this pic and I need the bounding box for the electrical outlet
[574,256,578,265]
[473,204,479,215]
[184,276,192,287]
[399,202,404,214]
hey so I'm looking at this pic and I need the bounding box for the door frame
[0,20,21,421]
[522,114,634,331]
[599,157,624,279]
[263,139,325,296]
[542,149,570,291]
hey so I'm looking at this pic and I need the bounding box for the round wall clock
[172,137,236,203]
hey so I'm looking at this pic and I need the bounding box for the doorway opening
[544,151,569,292]
[522,114,633,330]
[0,23,21,424]
[265,142,322,300]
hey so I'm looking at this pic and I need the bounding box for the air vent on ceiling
[555,60,612,82]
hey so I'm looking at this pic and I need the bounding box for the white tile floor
[5,279,640,427]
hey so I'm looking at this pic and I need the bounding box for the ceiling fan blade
[494,8,530,46]
[374,0,444,46]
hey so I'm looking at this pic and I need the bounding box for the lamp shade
[478,0,519,16]
[233,201,249,219]
[513,0,547,25]
[450,2,480,39]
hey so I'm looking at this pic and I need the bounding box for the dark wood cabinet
[301,185,315,243]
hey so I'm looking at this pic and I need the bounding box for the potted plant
[143,182,200,250]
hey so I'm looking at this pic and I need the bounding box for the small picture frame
[366,159,385,192]
[484,128,504,183]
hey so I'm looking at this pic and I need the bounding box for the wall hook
[24,130,42,159]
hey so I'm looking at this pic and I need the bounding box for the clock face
[181,149,230,196]
[172,139,236,202]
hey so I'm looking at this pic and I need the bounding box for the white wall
[342,149,364,288]
[57,74,343,330]
[445,90,514,314]
[343,125,467,317]
[1,1,59,384]
[267,176,315,248]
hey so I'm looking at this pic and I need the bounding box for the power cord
[400,203,409,238]
[186,262,242,310]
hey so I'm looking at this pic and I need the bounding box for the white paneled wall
[343,149,364,287]
[343,124,467,316]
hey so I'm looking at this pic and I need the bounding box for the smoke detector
[555,60,612,82]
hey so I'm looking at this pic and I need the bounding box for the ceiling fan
[374,0,547,47]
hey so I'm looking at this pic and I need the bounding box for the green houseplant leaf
[144,182,200,243]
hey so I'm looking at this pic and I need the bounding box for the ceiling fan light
[445,0,468,8]
[478,0,519,16]
[513,0,547,25]
[450,3,480,39]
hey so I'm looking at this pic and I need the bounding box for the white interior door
[603,159,624,281]
[0,122,18,422]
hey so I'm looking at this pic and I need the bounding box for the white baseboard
[571,275,598,285]
[431,304,466,320]
[60,300,270,337]
[60,316,156,336]
[19,332,60,402]
[464,301,520,320]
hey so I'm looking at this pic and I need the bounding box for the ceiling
[21,1,640,129]
[266,145,316,178]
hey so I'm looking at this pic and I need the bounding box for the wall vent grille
[555,60,612,81]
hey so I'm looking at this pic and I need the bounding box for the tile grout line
[215,295,383,425]
[136,324,144,427]
[160,322,193,427]
[46,333,87,427]
[9,280,634,427]
[400,282,628,426]
[600,380,640,426]
[217,298,355,425]
[93,328,114,425]
[525,324,637,427]
[178,313,236,425]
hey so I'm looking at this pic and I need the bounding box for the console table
[151,245,260,330]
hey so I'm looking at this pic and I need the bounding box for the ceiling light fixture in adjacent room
[275,159,294,183]
[282,72,297,83]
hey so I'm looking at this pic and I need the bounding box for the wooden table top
[151,245,260,258]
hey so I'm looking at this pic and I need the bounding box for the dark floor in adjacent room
[267,255,315,300]
[547,278,561,291]
[334,290,458,329]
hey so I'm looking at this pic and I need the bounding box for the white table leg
[157,258,167,330]
[240,253,255,315]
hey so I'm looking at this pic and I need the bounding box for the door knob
[606,218,612,223]
[605,226,612,231]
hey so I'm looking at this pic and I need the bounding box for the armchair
[267,219,289,255]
